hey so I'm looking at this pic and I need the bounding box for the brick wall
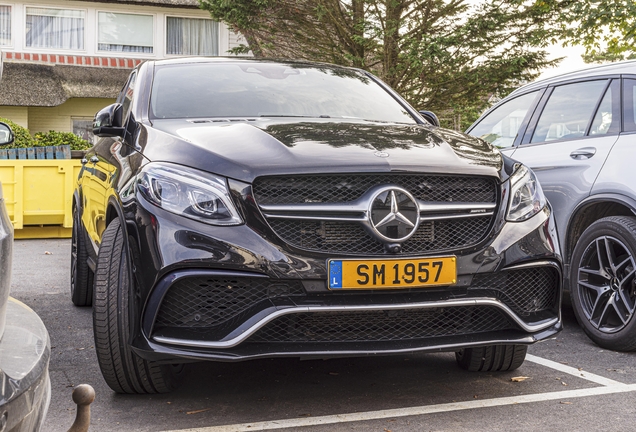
[4,52,143,69]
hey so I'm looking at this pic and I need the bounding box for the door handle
[570,147,596,160]
[89,156,99,164]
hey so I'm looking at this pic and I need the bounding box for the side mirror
[419,110,440,127]
[93,104,125,137]
[0,122,14,146]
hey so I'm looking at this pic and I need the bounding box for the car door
[511,78,621,247]
[81,72,136,248]
[591,77,636,201]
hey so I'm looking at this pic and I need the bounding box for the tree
[559,0,636,63]
[199,0,563,130]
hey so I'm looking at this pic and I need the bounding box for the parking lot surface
[11,239,636,431]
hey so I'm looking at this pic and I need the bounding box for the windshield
[150,62,417,124]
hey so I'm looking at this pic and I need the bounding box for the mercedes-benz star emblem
[369,187,420,242]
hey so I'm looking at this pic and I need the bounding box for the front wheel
[93,217,185,393]
[570,216,636,351]
[455,345,527,372]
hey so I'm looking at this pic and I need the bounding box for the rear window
[150,62,416,124]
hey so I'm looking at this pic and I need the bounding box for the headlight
[506,164,546,222]
[137,162,243,226]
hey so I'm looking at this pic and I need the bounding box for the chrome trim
[262,210,494,222]
[152,298,558,349]
[261,201,496,216]
[503,260,561,271]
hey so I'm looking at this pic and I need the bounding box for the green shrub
[34,130,92,150]
[0,117,35,148]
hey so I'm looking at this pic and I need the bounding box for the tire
[71,206,93,307]
[455,345,527,372]
[570,216,636,351]
[93,218,185,394]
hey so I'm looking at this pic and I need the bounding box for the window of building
[0,5,11,46]
[26,7,85,50]
[98,12,153,53]
[73,118,95,144]
[166,17,218,56]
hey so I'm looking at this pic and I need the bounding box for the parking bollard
[67,384,95,432]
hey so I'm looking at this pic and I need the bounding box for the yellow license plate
[328,256,457,290]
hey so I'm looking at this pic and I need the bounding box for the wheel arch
[566,194,636,267]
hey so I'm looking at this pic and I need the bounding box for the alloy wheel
[577,235,636,333]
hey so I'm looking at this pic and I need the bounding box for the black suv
[72,58,562,394]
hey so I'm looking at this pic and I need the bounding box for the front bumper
[124,191,562,363]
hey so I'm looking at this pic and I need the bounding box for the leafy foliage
[0,119,92,150]
[200,0,563,129]
[0,117,35,148]
[559,0,636,63]
[33,131,92,151]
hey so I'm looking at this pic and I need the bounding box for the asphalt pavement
[9,239,636,431]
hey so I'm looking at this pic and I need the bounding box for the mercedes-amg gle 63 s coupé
[72,58,562,394]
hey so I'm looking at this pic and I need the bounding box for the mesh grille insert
[470,267,559,316]
[268,217,491,255]
[155,277,304,329]
[249,306,513,343]
[253,174,497,205]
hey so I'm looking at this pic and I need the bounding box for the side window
[530,80,607,143]
[589,79,620,136]
[468,91,540,149]
[622,78,636,132]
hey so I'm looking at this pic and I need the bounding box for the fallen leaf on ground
[186,408,211,415]
[298,413,311,417]
[44,251,52,255]
[560,402,572,405]
[511,376,530,382]
[561,381,568,386]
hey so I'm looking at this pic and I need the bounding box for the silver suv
[468,61,636,351]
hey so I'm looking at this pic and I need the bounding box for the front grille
[253,174,497,205]
[249,306,513,343]
[470,267,559,316]
[268,216,491,255]
[154,277,305,330]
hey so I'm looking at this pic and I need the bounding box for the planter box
[0,159,83,239]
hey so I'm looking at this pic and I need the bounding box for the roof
[511,60,636,96]
[0,62,131,106]
[74,0,199,8]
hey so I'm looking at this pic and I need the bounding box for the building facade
[0,0,245,140]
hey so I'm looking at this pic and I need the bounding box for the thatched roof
[0,62,131,106]
[75,0,199,8]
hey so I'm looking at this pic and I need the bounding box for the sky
[538,43,591,80]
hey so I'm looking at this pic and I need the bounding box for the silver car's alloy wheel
[577,235,636,333]
[571,216,636,351]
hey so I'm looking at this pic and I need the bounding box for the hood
[142,119,505,183]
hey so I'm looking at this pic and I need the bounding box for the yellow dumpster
[0,159,82,238]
